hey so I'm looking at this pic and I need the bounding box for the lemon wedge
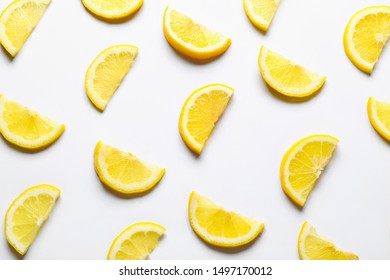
[94,141,165,195]
[188,192,264,248]
[0,0,51,57]
[85,44,138,111]
[163,6,232,60]
[258,46,326,98]
[0,95,65,150]
[5,184,60,255]
[344,6,390,74]
[280,134,338,207]
[367,97,390,142]
[107,222,165,260]
[298,222,359,260]
[81,0,143,20]
[179,84,233,155]
[243,0,280,32]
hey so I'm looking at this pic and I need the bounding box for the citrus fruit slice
[367,97,390,141]
[81,0,143,20]
[0,95,65,150]
[344,6,390,74]
[258,46,326,98]
[85,44,138,111]
[298,222,359,260]
[94,141,165,195]
[280,134,338,207]
[0,0,51,57]
[107,222,165,260]
[188,192,265,248]
[179,84,233,155]
[243,0,280,32]
[5,184,60,255]
[163,6,232,60]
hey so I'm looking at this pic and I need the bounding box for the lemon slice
[81,0,143,20]
[243,0,280,32]
[188,192,264,248]
[0,95,65,150]
[0,0,51,57]
[5,184,60,255]
[179,84,233,155]
[163,6,232,60]
[280,134,338,207]
[298,222,359,260]
[85,44,138,111]
[258,46,326,98]
[344,6,390,74]
[94,142,165,195]
[367,97,390,142]
[107,222,165,260]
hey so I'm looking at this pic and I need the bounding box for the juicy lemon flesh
[115,231,161,260]
[368,97,390,141]
[282,136,338,207]
[0,0,50,56]
[82,0,143,19]
[244,0,280,31]
[299,222,359,260]
[189,192,264,247]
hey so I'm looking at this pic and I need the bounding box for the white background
[0,0,389,260]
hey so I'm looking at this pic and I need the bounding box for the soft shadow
[1,45,14,61]
[7,243,24,260]
[82,5,142,24]
[370,127,390,146]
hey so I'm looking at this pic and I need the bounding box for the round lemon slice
[85,44,138,111]
[94,141,165,195]
[280,134,338,207]
[258,46,326,98]
[5,184,60,255]
[188,192,264,248]
[107,222,165,260]
[243,0,280,32]
[0,0,51,57]
[163,6,232,60]
[81,0,143,20]
[179,84,233,155]
[344,6,390,74]
[0,95,65,150]
[298,222,359,260]
[367,97,390,141]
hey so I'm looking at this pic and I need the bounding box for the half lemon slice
[243,0,280,32]
[81,0,143,20]
[367,97,390,141]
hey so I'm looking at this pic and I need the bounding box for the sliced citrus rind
[94,141,165,195]
[0,0,51,57]
[0,95,65,150]
[107,222,165,260]
[280,134,338,207]
[298,222,359,260]
[163,6,232,60]
[243,0,280,32]
[258,46,326,98]
[367,97,390,142]
[188,192,264,248]
[85,44,138,111]
[81,0,144,20]
[5,184,60,255]
[179,84,233,155]
[343,6,390,74]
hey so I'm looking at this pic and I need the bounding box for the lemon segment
[343,6,390,74]
[258,46,326,98]
[0,95,65,150]
[179,84,233,155]
[280,134,338,207]
[81,0,143,20]
[298,222,359,260]
[94,142,165,195]
[0,0,51,57]
[5,184,60,255]
[107,222,165,260]
[85,44,138,111]
[188,192,264,248]
[243,0,280,32]
[367,97,390,141]
[163,6,232,60]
